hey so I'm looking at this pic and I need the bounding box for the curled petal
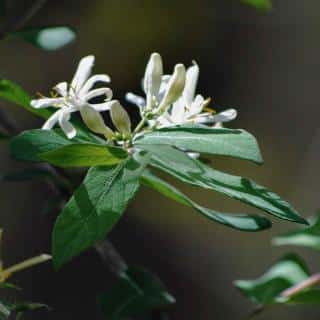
[80,104,113,138]
[209,108,237,123]
[187,95,205,117]
[58,110,76,139]
[70,55,95,92]
[83,88,113,101]
[79,74,111,96]
[183,62,199,106]
[110,101,131,135]
[90,100,118,112]
[54,82,68,96]
[42,110,61,130]
[31,98,64,109]
[125,92,146,109]
[158,64,186,112]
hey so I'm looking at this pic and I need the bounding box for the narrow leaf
[273,215,320,250]
[11,26,76,51]
[241,0,272,11]
[137,144,307,225]
[52,153,150,269]
[100,267,175,319]
[135,125,263,164]
[141,170,271,232]
[234,254,310,304]
[40,143,128,168]
[0,79,51,118]
[279,289,320,305]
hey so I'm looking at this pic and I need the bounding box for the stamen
[36,92,46,98]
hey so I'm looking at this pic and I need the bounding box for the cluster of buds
[31,53,237,144]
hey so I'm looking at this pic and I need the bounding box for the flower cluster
[31,53,237,142]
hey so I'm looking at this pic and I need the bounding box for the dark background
[0,0,320,319]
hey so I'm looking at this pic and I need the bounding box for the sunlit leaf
[234,254,310,304]
[141,170,271,232]
[40,143,128,168]
[11,26,76,51]
[100,267,175,319]
[52,153,150,269]
[135,125,263,164]
[137,144,307,225]
[273,214,320,250]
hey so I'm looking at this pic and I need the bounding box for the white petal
[209,108,237,123]
[83,88,113,101]
[54,82,68,96]
[110,101,131,135]
[158,64,186,112]
[125,92,146,109]
[80,104,113,138]
[31,98,64,109]
[79,74,111,96]
[90,100,117,112]
[187,95,205,117]
[42,110,62,130]
[143,53,163,108]
[70,55,95,92]
[58,110,76,139]
[183,62,199,106]
[171,99,186,124]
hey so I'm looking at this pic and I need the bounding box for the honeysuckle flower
[110,101,132,135]
[126,52,186,117]
[154,62,237,128]
[31,55,113,139]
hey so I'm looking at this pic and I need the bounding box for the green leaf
[241,0,272,11]
[279,289,320,305]
[141,170,271,232]
[0,79,51,118]
[10,129,72,162]
[234,254,310,304]
[273,214,320,250]
[11,127,107,163]
[52,153,150,269]
[137,144,307,225]
[100,266,175,319]
[135,125,263,164]
[11,26,76,51]
[40,143,128,168]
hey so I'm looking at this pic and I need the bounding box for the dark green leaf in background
[100,267,175,319]
[52,152,151,269]
[135,125,263,164]
[273,214,320,250]
[40,143,128,168]
[137,144,307,225]
[241,0,272,11]
[234,254,310,305]
[141,170,271,232]
[11,26,76,51]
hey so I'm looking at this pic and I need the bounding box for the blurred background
[0,0,320,319]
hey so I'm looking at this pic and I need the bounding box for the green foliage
[100,267,175,319]
[0,79,51,119]
[141,170,271,232]
[241,0,272,11]
[52,153,150,269]
[11,26,76,51]
[137,144,307,225]
[135,125,263,164]
[273,214,320,250]
[234,254,310,305]
[40,143,128,168]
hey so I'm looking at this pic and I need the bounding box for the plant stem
[133,117,148,135]
[281,273,320,298]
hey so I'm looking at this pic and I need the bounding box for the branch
[281,273,320,298]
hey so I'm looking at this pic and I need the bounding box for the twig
[0,0,48,39]
[281,273,320,298]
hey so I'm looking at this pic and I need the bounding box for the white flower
[126,52,186,117]
[31,55,114,139]
[156,62,237,128]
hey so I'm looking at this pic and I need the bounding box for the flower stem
[133,117,148,135]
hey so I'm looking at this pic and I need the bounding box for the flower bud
[110,101,132,135]
[158,64,186,113]
[80,104,113,139]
